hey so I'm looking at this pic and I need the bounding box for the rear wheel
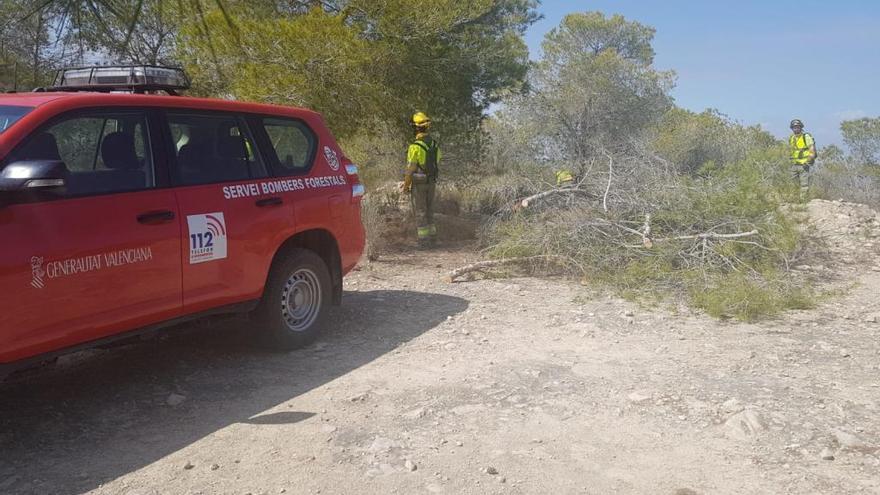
[256,249,331,349]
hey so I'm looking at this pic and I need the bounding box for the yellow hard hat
[555,169,574,185]
[412,111,431,128]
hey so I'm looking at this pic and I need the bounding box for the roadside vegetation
[3,2,878,319]
[813,118,880,209]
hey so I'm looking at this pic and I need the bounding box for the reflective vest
[407,134,440,179]
[789,133,815,165]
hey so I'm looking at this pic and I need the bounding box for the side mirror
[0,160,68,193]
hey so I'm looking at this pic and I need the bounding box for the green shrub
[813,160,880,209]
[691,272,814,321]
[479,149,815,320]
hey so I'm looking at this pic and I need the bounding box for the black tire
[255,248,331,350]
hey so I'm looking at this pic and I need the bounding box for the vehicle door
[0,108,182,364]
[252,114,362,289]
[250,116,325,231]
[162,111,296,312]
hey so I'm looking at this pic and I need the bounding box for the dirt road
[1,200,879,495]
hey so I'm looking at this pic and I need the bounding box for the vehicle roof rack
[43,65,191,96]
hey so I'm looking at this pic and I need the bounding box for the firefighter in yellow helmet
[402,111,441,247]
[789,119,816,199]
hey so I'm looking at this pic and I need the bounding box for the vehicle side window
[260,118,316,175]
[9,111,155,196]
[167,113,266,186]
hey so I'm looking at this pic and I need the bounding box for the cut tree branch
[518,187,590,209]
[623,230,760,248]
[445,255,579,283]
[664,230,760,242]
[602,150,613,213]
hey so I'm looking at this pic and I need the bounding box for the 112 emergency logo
[187,213,228,264]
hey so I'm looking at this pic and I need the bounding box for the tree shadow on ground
[0,289,468,494]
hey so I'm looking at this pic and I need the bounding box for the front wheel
[255,249,331,349]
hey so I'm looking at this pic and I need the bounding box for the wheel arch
[269,229,342,305]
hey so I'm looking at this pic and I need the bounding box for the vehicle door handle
[137,210,176,225]
[256,197,283,208]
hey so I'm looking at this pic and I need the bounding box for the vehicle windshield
[0,105,33,134]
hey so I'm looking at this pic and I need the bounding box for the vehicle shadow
[0,289,468,494]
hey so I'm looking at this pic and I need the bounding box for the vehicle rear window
[259,117,317,175]
[168,113,267,186]
[0,105,33,133]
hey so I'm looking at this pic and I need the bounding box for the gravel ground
[1,199,878,495]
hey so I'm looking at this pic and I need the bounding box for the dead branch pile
[452,147,798,286]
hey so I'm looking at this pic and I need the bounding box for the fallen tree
[469,146,811,320]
